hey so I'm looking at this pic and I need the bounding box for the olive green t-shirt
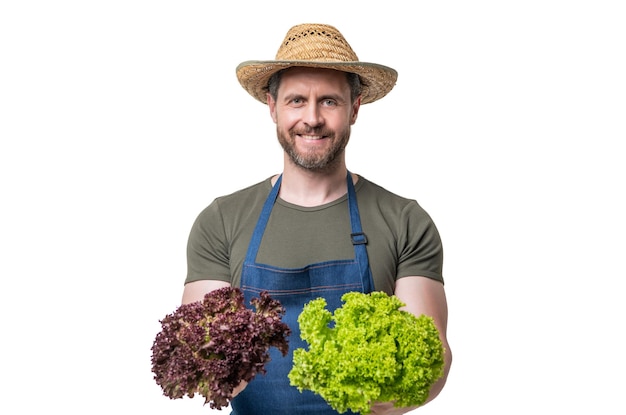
[185,176,443,295]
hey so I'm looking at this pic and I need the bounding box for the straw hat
[236,23,398,105]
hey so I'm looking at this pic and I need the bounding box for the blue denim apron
[231,173,374,415]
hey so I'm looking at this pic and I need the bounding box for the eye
[322,99,337,107]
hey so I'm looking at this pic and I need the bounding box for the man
[181,23,452,415]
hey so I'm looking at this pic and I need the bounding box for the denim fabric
[232,173,373,415]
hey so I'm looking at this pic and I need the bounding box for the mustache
[290,128,335,137]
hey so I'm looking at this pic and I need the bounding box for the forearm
[181,279,231,304]
[423,339,452,404]
[390,276,453,412]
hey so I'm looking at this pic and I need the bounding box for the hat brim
[236,60,398,105]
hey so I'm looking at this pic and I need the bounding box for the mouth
[298,134,326,140]
[293,129,333,141]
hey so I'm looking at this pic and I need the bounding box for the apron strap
[346,172,374,293]
[244,175,282,264]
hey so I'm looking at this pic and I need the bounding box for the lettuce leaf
[151,287,290,409]
[288,291,444,414]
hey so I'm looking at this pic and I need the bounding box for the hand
[368,401,417,415]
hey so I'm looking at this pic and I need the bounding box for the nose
[302,103,324,128]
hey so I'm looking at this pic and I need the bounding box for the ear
[350,96,362,125]
[267,93,278,123]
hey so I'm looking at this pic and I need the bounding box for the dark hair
[267,69,362,103]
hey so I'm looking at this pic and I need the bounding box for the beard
[277,125,351,172]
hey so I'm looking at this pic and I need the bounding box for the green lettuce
[288,291,444,414]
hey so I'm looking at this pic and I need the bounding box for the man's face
[267,67,361,172]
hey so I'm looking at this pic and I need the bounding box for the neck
[273,160,356,207]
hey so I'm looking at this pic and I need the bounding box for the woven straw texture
[236,23,398,104]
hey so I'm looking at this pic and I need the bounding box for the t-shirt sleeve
[396,201,444,283]
[185,199,232,284]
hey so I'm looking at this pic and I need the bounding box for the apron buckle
[351,232,368,245]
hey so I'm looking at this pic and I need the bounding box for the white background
[1,1,624,414]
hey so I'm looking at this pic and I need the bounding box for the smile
[298,134,326,140]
